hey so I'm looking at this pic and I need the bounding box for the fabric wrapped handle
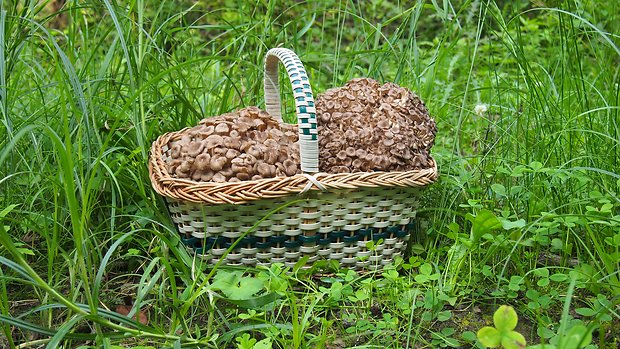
[264,48,319,174]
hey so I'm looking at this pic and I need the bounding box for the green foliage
[235,333,272,349]
[210,270,265,300]
[478,302,596,349]
[477,305,526,348]
[0,0,619,348]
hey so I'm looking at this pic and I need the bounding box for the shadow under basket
[168,186,421,271]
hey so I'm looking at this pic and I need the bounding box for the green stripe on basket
[181,224,413,253]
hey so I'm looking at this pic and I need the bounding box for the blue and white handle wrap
[264,48,319,174]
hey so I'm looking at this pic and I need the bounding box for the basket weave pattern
[149,48,438,270]
[168,187,420,269]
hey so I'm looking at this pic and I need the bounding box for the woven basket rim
[149,128,439,205]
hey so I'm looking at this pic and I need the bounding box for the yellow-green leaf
[493,305,518,332]
[477,326,501,348]
[501,331,526,349]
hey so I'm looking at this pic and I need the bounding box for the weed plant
[0,0,618,348]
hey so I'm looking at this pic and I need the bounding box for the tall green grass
[0,0,618,347]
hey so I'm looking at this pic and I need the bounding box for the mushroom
[225,149,240,160]
[189,125,212,139]
[220,168,234,179]
[315,77,436,173]
[256,161,276,177]
[210,156,228,172]
[194,153,211,171]
[170,143,182,159]
[236,172,251,181]
[191,171,202,181]
[200,171,214,182]
[231,157,252,177]
[205,135,224,150]
[187,141,205,157]
[224,136,241,150]
[215,123,229,134]
[263,147,279,165]
[331,166,349,173]
[166,159,182,175]
[175,160,192,178]
[212,172,227,183]
[246,144,263,159]
[283,159,298,176]
[165,105,305,182]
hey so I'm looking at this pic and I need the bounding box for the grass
[0,0,618,348]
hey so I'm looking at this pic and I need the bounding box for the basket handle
[264,48,318,174]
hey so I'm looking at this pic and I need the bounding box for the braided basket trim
[149,128,438,205]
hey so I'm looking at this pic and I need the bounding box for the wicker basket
[149,48,438,271]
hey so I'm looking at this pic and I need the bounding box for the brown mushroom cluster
[165,106,301,183]
[316,78,436,173]
[164,78,436,183]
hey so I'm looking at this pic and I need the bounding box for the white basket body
[169,188,419,270]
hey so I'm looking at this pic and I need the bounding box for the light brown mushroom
[210,156,228,172]
[166,159,182,175]
[331,166,349,173]
[220,168,234,179]
[383,138,395,147]
[231,157,251,175]
[264,138,278,148]
[175,160,192,177]
[224,136,241,150]
[200,171,214,182]
[225,149,240,160]
[194,153,211,171]
[246,144,263,159]
[170,143,182,159]
[236,172,251,181]
[256,161,276,177]
[215,123,230,134]
[212,173,226,183]
[205,135,224,150]
[191,171,202,181]
[165,106,303,182]
[283,159,298,176]
[263,147,279,165]
[187,141,205,157]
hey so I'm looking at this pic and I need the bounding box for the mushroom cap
[186,141,205,157]
[209,156,228,172]
[205,135,224,150]
[193,153,211,171]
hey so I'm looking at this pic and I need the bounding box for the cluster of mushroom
[164,78,436,183]
[165,106,300,183]
[316,78,436,173]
